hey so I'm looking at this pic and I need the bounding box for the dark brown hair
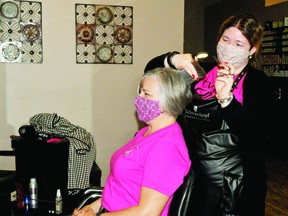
[217,14,263,68]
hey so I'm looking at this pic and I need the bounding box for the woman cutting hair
[145,14,275,215]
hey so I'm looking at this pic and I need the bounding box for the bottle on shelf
[29,178,38,209]
[55,189,63,214]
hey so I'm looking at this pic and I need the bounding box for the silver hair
[139,67,193,118]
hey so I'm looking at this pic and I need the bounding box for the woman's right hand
[72,205,96,216]
[73,198,102,216]
[171,53,200,80]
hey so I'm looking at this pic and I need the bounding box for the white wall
[0,0,184,185]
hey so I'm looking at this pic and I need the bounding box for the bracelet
[216,93,233,104]
[167,51,180,69]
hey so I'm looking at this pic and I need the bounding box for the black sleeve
[144,52,170,72]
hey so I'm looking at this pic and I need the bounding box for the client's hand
[72,205,96,216]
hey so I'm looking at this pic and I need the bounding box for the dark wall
[184,0,205,53]
[203,0,288,57]
[184,0,222,54]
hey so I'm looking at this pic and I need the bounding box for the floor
[265,157,288,216]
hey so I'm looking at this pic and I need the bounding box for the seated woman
[72,67,192,216]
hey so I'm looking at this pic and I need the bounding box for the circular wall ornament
[77,25,94,42]
[23,24,40,41]
[1,1,18,19]
[97,46,113,62]
[2,43,20,61]
[115,27,131,43]
[97,7,113,23]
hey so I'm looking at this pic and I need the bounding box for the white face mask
[216,42,250,69]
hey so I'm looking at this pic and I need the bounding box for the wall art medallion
[75,4,133,64]
[0,0,42,63]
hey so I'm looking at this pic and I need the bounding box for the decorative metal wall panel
[0,0,42,63]
[75,4,133,64]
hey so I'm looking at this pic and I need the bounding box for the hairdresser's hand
[171,53,200,80]
[72,205,96,216]
[215,62,235,99]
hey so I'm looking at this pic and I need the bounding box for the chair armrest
[77,186,103,210]
[81,186,104,197]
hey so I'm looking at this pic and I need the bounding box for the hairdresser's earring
[249,55,252,59]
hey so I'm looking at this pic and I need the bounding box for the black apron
[181,96,243,215]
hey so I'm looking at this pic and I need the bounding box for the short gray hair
[140,67,192,118]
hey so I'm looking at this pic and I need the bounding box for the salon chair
[76,167,195,216]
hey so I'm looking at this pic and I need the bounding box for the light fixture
[193,51,217,63]
[196,51,209,59]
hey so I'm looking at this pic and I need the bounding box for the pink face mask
[134,96,162,123]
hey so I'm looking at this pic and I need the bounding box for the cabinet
[11,136,70,201]
[11,135,102,214]
[261,25,288,77]
[10,136,102,199]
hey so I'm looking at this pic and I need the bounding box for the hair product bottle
[55,189,63,214]
[29,178,38,209]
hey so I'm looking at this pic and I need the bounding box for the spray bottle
[55,189,63,214]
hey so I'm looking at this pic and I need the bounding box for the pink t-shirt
[101,122,191,216]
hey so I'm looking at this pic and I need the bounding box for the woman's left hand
[215,62,235,99]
